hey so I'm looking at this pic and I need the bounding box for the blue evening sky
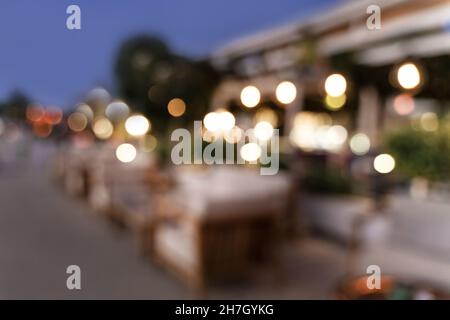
[0,0,341,107]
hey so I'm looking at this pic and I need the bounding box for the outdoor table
[152,166,292,288]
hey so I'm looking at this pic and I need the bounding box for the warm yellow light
[325,74,347,97]
[350,133,371,155]
[106,101,130,121]
[276,81,297,104]
[240,86,261,108]
[254,121,274,141]
[115,143,137,163]
[125,114,150,136]
[142,134,158,153]
[420,112,439,132]
[325,94,346,111]
[26,105,44,122]
[93,117,114,139]
[68,112,88,132]
[203,112,221,132]
[374,154,396,174]
[167,98,186,117]
[224,126,243,144]
[255,108,278,127]
[397,63,421,90]
[240,143,262,162]
[219,111,235,131]
[76,103,94,122]
[328,125,348,146]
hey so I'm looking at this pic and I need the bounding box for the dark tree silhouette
[114,35,221,135]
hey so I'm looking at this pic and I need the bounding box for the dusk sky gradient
[0,0,341,107]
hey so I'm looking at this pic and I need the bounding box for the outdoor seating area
[2,0,450,301]
[52,143,293,289]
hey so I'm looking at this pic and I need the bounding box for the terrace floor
[0,142,348,299]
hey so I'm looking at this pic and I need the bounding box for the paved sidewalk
[0,143,348,299]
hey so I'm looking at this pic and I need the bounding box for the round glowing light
[325,74,347,97]
[116,143,137,163]
[87,87,110,104]
[106,101,130,121]
[328,125,348,146]
[350,133,371,155]
[255,108,278,127]
[374,154,396,174]
[44,107,63,125]
[219,111,235,131]
[76,103,94,122]
[325,94,346,111]
[202,130,219,143]
[240,86,261,108]
[26,105,44,122]
[142,134,158,153]
[93,117,114,140]
[224,126,243,144]
[68,112,88,132]
[254,121,274,141]
[393,94,415,116]
[203,112,221,132]
[276,81,297,104]
[420,112,439,132]
[397,63,421,90]
[125,115,150,136]
[167,98,186,117]
[240,143,262,162]
[32,123,53,138]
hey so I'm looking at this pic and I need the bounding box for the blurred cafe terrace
[1,0,450,300]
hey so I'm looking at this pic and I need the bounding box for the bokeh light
[68,112,88,132]
[219,111,235,131]
[397,63,421,90]
[44,107,63,125]
[125,114,150,136]
[374,154,396,174]
[76,103,94,122]
[106,101,130,121]
[116,143,137,163]
[325,94,346,111]
[393,94,415,116]
[142,134,158,153]
[203,111,235,132]
[255,108,278,127]
[240,86,261,108]
[167,98,186,117]
[254,121,274,141]
[240,143,262,162]
[350,133,371,155]
[276,81,297,104]
[203,112,221,132]
[420,112,439,132]
[32,122,53,138]
[87,87,111,104]
[224,126,243,144]
[325,74,347,97]
[93,117,114,140]
[26,105,44,122]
